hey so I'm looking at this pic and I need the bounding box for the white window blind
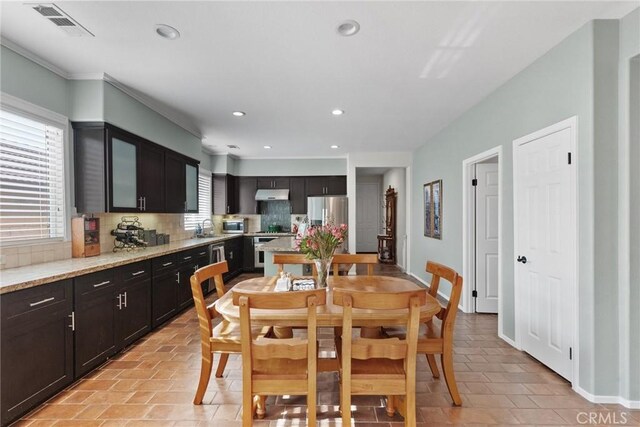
[184,169,211,230]
[0,109,65,244]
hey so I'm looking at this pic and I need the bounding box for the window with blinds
[184,169,211,230]
[0,109,66,244]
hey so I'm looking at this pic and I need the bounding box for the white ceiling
[1,1,636,158]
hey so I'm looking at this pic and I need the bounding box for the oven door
[254,244,265,268]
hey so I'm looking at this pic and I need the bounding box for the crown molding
[1,36,70,78]
[1,38,203,139]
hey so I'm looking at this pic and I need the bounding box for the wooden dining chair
[190,261,272,405]
[233,288,326,426]
[333,287,427,426]
[384,261,464,406]
[331,253,378,276]
[273,253,317,277]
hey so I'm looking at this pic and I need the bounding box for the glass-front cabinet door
[110,137,139,211]
[185,163,198,213]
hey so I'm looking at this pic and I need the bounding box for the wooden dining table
[215,274,442,328]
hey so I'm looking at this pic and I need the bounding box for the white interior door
[356,182,380,252]
[475,162,499,313]
[514,121,575,381]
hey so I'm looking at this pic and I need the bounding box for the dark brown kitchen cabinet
[289,177,306,214]
[72,122,199,214]
[116,261,152,349]
[1,280,74,426]
[243,236,255,272]
[223,237,243,281]
[165,152,199,213]
[305,176,346,196]
[257,177,289,189]
[238,177,258,214]
[152,254,179,328]
[213,174,239,215]
[74,269,118,377]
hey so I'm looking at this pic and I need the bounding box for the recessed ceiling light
[263,145,272,149]
[337,20,360,37]
[232,111,246,117]
[330,145,340,149]
[332,109,344,116]
[155,24,180,40]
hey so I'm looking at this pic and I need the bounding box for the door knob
[517,256,527,264]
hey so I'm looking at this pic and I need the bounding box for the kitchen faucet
[201,218,213,236]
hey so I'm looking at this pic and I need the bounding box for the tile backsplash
[0,213,196,270]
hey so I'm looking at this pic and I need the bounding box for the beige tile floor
[14,268,638,426]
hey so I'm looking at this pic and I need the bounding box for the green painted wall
[411,21,599,391]
[0,45,68,116]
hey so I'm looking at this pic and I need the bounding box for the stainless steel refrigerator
[307,196,349,251]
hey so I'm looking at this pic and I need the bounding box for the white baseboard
[498,332,517,348]
[574,386,640,409]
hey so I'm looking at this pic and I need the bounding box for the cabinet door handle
[68,312,75,331]
[194,265,199,272]
[29,296,54,307]
[131,270,145,276]
[198,251,207,256]
[184,201,187,212]
[162,262,173,267]
[93,280,110,288]
[183,256,192,260]
[117,293,123,310]
[123,291,128,308]
[143,196,147,211]
[176,272,180,283]
[138,196,143,211]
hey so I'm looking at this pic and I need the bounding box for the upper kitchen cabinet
[213,174,238,215]
[289,177,306,214]
[165,152,199,213]
[257,177,289,189]
[238,177,257,214]
[304,176,347,196]
[72,122,199,214]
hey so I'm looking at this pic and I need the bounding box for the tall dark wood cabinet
[116,261,152,349]
[1,281,74,426]
[238,177,257,214]
[213,174,239,214]
[138,142,166,212]
[289,177,306,214]
[165,152,186,213]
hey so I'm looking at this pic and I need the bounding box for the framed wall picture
[424,183,432,237]
[424,179,442,239]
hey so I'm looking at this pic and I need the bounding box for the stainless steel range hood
[255,189,289,201]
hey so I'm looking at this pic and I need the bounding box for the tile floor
[14,268,637,426]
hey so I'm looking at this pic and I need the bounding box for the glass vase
[313,256,333,289]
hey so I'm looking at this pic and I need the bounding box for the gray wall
[411,21,600,392]
[0,46,68,116]
[619,7,640,402]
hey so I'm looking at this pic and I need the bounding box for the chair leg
[243,393,254,426]
[441,352,462,406]
[341,379,351,426]
[405,391,416,426]
[426,354,440,379]
[385,395,396,417]
[193,353,213,405]
[256,396,266,419]
[308,390,316,426]
[215,353,230,378]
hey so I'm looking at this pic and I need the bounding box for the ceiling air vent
[28,3,94,36]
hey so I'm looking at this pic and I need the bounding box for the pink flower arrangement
[296,223,348,260]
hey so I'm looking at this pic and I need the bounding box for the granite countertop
[259,236,300,252]
[244,232,295,237]
[0,235,242,294]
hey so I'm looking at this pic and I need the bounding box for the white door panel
[475,163,499,313]
[515,124,574,381]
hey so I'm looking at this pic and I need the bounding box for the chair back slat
[426,261,463,335]
[190,261,230,340]
[333,288,426,310]
[332,253,378,276]
[273,254,318,277]
[351,338,406,360]
[252,337,308,360]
